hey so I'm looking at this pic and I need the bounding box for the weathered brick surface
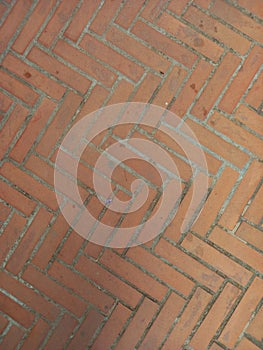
[0,1,262,349]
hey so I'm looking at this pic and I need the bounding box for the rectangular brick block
[244,184,263,225]
[0,91,12,112]
[245,70,263,110]
[235,337,260,350]
[246,305,263,343]
[20,318,49,350]
[140,0,169,22]
[0,325,24,350]
[107,79,134,105]
[236,222,263,254]
[132,72,161,102]
[115,0,144,29]
[234,104,263,136]
[0,202,11,227]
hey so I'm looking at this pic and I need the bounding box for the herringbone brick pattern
[0,1,263,349]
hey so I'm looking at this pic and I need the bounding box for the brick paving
[0,1,263,349]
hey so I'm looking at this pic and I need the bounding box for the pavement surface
[0,1,263,349]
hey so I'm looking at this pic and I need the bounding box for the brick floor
[0,1,263,349]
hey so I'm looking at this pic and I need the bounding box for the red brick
[10,98,56,163]
[0,291,35,328]
[168,0,189,15]
[64,0,100,41]
[236,0,263,19]
[0,180,36,216]
[0,325,24,350]
[192,167,239,235]
[2,54,65,100]
[58,231,85,265]
[211,0,263,44]
[107,79,134,105]
[115,0,144,29]
[0,270,59,321]
[67,308,104,350]
[48,260,114,313]
[209,343,225,350]
[6,208,52,274]
[182,233,252,285]
[20,318,50,350]
[0,91,12,112]
[127,246,194,297]
[158,12,224,62]
[44,314,78,349]
[194,0,212,8]
[236,222,263,251]
[38,1,76,47]
[184,5,251,55]
[171,59,213,117]
[0,202,11,227]
[91,303,131,350]
[28,46,92,94]
[90,0,122,35]
[163,288,211,349]
[83,242,103,260]
[0,313,8,334]
[246,306,263,342]
[0,0,32,54]
[191,53,240,119]
[219,277,263,347]
[219,161,263,229]
[23,265,87,317]
[141,0,169,22]
[12,0,56,53]
[245,70,263,110]
[76,255,142,308]
[133,72,161,102]
[0,213,27,265]
[209,112,263,158]
[190,283,241,349]
[234,104,263,136]
[156,239,224,292]
[54,40,116,87]
[210,226,263,274]
[132,20,197,68]
[219,46,263,113]
[107,26,170,73]
[140,292,185,349]
[235,337,260,350]
[1,162,58,210]
[244,185,263,225]
[36,91,82,157]
[115,298,158,350]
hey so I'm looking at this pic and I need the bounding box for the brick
[36,91,82,157]
[0,70,39,106]
[245,70,263,110]
[191,53,240,119]
[91,303,131,350]
[10,98,56,163]
[194,0,212,9]
[0,180,36,216]
[89,0,122,35]
[236,222,263,251]
[28,46,92,94]
[211,0,263,44]
[171,59,213,117]
[76,255,141,308]
[64,0,100,41]
[23,265,87,317]
[210,226,263,274]
[0,103,28,160]
[0,313,8,334]
[80,34,144,82]
[107,79,134,105]
[38,1,76,47]
[219,277,263,347]
[12,0,56,53]
[83,242,103,260]
[184,5,251,55]
[236,0,263,19]
[44,314,78,350]
[57,231,85,265]
[153,65,187,107]
[2,54,66,100]
[1,162,58,210]
[106,26,170,73]
[192,167,239,235]
[235,337,260,350]
[6,208,52,274]
[163,288,211,349]
[190,283,241,349]
[182,233,252,285]
[0,270,59,321]
[140,0,169,22]
[48,260,114,313]
[0,0,32,54]
[0,291,35,328]
[54,40,116,87]
[132,20,197,68]
[168,0,190,15]
[115,298,158,350]
[115,0,144,29]
[100,249,168,301]
[0,91,12,112]
[127,246,194,297]
[0,202,10,227]
[234,104,263,136]
[219,161,263,229]
[155,239,224,292]
[132,72,161,102]
[246,306,263,343]
[140,292,185,349]
[209,112,263,158]
[0,213,27,266]
[244,184,263,225]
[20,318,50,350]
[0,325,24,350]
[219,46,263,113]
[158,12,224,62]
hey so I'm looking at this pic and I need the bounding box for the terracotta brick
[0,325,24,350]
[236,0,263,19]
[20,318,50,350]
[0,202,10,227]
[132,72,161,102]
[219,277,263,347]
[0,91,12,112]
[234,104,263,136]
[245,70,263,110]
[168,0,190,15]
[246,306,263,343]
[140,0,169,22]
[158,12,224,62]
[236,222,263,251]
[235,337,260,350]
[57,231,85,265]
[191,53,240,119]
[190,283,241,349]
[219,46,263,113]
[194,0,213,9]
[0,313,8,334]
[244,184,263,225]
[107,79,134,105]
[115,0,144,29]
